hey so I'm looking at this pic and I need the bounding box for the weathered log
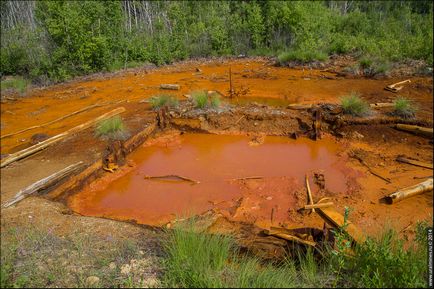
[263,227,317,247]
[305,174,315,213]
[2,161,84,208]
[304,202,334,210]
[287,104,312,110]
[385,178,433,204]
[0,100,124,139]
[1,107,126,168]
[160,84,180,90]
[396,156,433,169]
[385,79,411,92]
[370,103,394,108]
[395,124,433,138]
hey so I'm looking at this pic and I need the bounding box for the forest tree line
[1,0,432,83]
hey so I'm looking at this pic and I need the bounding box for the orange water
[68,134,358,226]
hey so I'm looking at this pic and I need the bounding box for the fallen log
[287,104,312,110]
[160,84,180,90]
[316,204,366,244]
[144,174,200,184]
[305,174,315,213]
[263,227,317,247]
[231,176,263,181]
[0,100,124,140]
[385,79,411,92]
[384,178,433,204]
[2,161,84,208]
[396,156,433,169]
[370,103,394,108]
[395,124,433,138]
[1,107,126,168]
[304,202,334,210]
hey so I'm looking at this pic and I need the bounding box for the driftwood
[385,178,433,204]
[0,100,124,140]
[305,174,315,213]
[304,202,334,210]
[1,107,126,168]
[160,84,180,90]
[144,174,200,184]
[2,161,84,208]
[316,202,366,244]
[396,156,433,169]
[395,124,433,138]
[370,103,394,108]
[263,227,317,247]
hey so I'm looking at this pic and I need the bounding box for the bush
[340,92,370,116]
[192,91,221,109]
[0,77,28,95]
[95,116,129,140]
[392,96,417,118]
[278,50,327,65]
[149,94,179,110]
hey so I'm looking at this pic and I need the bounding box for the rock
[109,262,116,270]
[351,131,364,140]
[86,276,100,286]
[121,264,131,275]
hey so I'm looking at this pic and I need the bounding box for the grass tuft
[192,90,221,109]
[0,77,28,95]
[95,115,129,140]
[392,96,417,118]
[340,92,370,116]
[149,94,179,110]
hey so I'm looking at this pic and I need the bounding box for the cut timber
[263,227,317,247]
[396,156,433,169]
[1,107,126,168]
[370,103,394,108]
[2,161,84,208]
[0,100,124,139]
[305,174,315,213]
[385,178,433,204]
[160,84,180,90]
[144,174,200,184]
[395,124,433,138]
[304,202,334,210]
[316,205,366,244]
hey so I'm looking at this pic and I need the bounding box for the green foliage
[340,92,370,117]
[0,77,28,94]
[192,91,221,109]
[392,96,417,118]
[95,116,128,140]
[0,1,432,81]
[149,94,179,110]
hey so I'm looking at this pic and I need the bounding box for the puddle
[68,134,361,226]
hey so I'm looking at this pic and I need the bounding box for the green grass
[95,115,129,140]
[278,50,328,64]
[392,96,417,118]
[191,90,221,109]
[340,92,370,116]
[149,94,179,110]
[0,77,28,94]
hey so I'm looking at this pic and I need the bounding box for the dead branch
[350,152,391,183]
[231,176,263,181]
[303,202,334,210]
[370,103,394,108]
[144,174,200,184]
[396,156,433,169]
[2,161,84,208]
[395,124,433,138]
[305,174,315,213]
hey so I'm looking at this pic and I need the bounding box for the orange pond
[68,134,362,226]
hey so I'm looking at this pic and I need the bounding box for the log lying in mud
[385,178,433,204]
[0,100,125,140]
[263,227,317,247]
[144,174,200,184]
[2,161,84,208]
[287,104,312,110]
[316,205,366,244]
[0,107,126,168]
[385,79,411,92]
[370,103,394,108]
[395,124,433,138]
[303,202,334,210]
[396,156,433,169]
[160,84,180,90]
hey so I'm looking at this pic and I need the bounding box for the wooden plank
[2,161,84,208]
[1,107,126,168]
[316,207,366,244]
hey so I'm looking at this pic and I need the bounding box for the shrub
[278,50,327,65]
[149,94,179,110]
[340,92,370,116]
[0,77,28,95]
[95,116,129,140]
[392,96,417,118]
[191,90,220,109]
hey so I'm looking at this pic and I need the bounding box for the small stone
[254,122,258,126]
[109,262,116,270]
[86,276,100,286]
[139,250,144,255]
[266,196,273,200]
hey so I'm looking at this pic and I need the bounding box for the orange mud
[1,58,432,154]
[67,133,362,227]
